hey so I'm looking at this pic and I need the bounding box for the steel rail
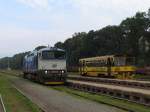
[68,75,150,89]
[0,94,6,112]
[67,80,150,107]
[12,85,46,112]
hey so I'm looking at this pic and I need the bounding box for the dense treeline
[0,9,150,69]
[55,10,150,67]
[0,52,29,69]
[0,46,48,69]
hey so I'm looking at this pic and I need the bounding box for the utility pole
[7,58,11,70]
[148,9,150,20]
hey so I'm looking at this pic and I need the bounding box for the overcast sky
[0,0,149,57]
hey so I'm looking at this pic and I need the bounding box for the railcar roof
[79,55,115,61]
[79,55,129,61]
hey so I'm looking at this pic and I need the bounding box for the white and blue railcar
[23,47,67,84]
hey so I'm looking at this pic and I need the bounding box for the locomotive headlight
[45,70,48,74]
[61,70,64,73]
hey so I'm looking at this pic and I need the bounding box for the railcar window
[126,57,135,65]
[86,59,108,67]
[114,57,126,66]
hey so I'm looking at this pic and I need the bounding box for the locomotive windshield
[42,51,54,59]
[42,50,65,60]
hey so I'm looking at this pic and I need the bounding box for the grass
[51,86,150,112]
[0,70,22,77]
[0,73,42,112]
[133,74,150,81]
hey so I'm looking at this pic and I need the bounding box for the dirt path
[9,76,126,112]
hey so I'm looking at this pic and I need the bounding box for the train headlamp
[61,70,64,73]
[45,70,48,74]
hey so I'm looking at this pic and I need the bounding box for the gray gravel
[10,76,126,112]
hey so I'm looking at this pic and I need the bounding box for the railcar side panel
[79,55,137,79]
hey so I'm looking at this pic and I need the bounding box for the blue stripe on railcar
[23,54,38,73]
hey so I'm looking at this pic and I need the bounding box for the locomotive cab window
[42,51,55,59]
[54,51,65,59]
[41,50,65,60]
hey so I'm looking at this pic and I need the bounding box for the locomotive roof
[38,47,65,52]
[24,47,65,58]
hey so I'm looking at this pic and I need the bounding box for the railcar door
[107,58,112,76]
[82,60,86,75]
[79,61,82,75]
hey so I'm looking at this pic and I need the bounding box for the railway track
[67,75,150,107]
[2,71,150,107]
[67,80,150,107]
[68,75,150,89]
[0,95,6,112]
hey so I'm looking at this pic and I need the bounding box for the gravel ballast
[10,76,126,112]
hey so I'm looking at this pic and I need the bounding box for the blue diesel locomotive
[23,47,67,84]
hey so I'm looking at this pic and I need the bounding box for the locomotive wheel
[128,72,135,79]
[116,72,134,79]
[81,73,87,76]
[39,75,44,84]
[98,74,105,78]
[35,74,39,82]
[29,74,32,80]
[115,73,124,79]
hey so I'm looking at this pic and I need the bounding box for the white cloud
[0,25,72,57]
[15,0,150,25]
[71,0,150,12]
[16,0,150,13]
[17,0,49,9]
[68,0,150,29]
[69,0,149,18]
